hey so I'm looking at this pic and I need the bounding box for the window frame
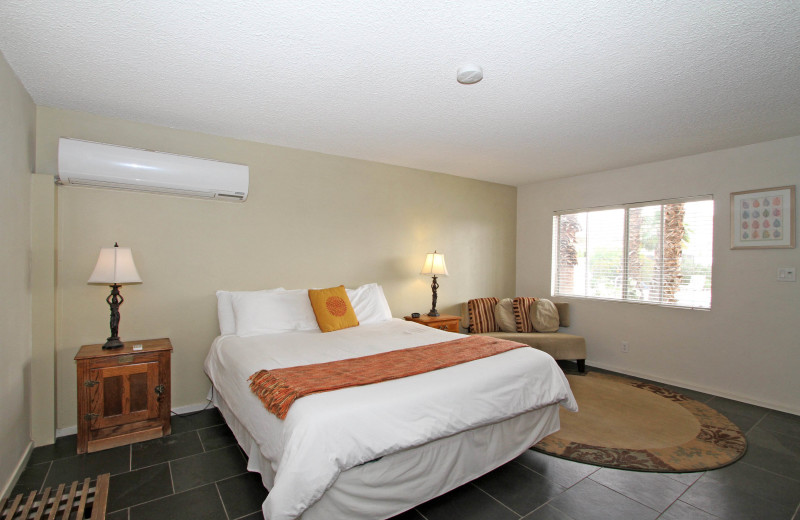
[551,195,714,310]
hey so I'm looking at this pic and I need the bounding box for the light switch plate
[777,267,796,282]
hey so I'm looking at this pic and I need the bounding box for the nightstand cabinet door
[76,338,172,454]
[88,362,160,429]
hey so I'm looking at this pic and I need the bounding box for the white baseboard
[56,399,215,438]
[56,425,77,438]
[588,360,800,416]
[172,400,215,415]
[1,441,33,500]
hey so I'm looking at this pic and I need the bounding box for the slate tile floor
[10,366,800,520]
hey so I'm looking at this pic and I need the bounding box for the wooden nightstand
[75,338,172,454]
[404,314,461,333]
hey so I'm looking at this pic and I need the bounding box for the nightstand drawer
[404,314,461,333]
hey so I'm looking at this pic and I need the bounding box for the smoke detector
[457,64,483,84]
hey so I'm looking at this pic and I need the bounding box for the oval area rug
[533,372,747,472]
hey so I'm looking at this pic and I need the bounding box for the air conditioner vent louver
[57,138,249,202]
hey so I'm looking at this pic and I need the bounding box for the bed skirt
[212,388,561,520]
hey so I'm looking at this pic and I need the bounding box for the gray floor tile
[415,482,519,520]
[703,460,800,508]
[170,445,247,493]
[108,463,173,512]
[516,449,598,488]
[105,509,129,520]
[473,460,566,516]
[233,513,267,520]
[522,504,576,519]
[10,461,50,495]
[759,410,800,438]
[589,467,689,512]
[741,427,800,480]
[658,500,720,519]
[681,477,796,520]
[216,472,268,519]
[129,483,227,520]
[170,408,224,434]
[388,509,427,520]
[705,397,770,432]
[547,479,660,520]
[44,445,130,487]
[198,423,238,451]
[131,430,203,469]
[662,470,704,486]
[28,435,78,465]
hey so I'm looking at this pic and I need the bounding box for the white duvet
[204,319,577,520]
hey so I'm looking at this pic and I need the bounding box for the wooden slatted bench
[0,473,109,520]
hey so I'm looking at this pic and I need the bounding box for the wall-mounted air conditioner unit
[57,138,249,201]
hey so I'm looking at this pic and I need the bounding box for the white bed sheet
[213,386,561,520]
[204,319,577,520]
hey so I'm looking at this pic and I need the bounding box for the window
[552,197,714,309]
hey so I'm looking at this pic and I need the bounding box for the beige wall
[30,174,56,446]
[0,51,36,492]
[34,107,517,430]
[517,136,800,414]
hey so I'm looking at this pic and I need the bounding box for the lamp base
[102,337,124,349]
[427,274,440,318]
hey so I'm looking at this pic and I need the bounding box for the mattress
[204,319,577,520]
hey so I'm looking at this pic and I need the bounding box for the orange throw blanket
[249,335,529,419]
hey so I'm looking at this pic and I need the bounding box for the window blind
[552,198,714,309]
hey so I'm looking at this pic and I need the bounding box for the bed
[203,285,577,520]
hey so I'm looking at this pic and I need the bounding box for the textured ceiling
[1,1,799,186]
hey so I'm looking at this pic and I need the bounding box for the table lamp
[88,243,142,349]
[420,250,448,317]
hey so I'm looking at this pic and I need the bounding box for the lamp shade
[420,251,448,276]
[88,245,142,284]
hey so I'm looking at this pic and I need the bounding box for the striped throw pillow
[467,298,499,333]
[513,297,538,332]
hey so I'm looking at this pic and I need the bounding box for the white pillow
[231,289,319,336]
[346,283,393,324]
[216,288,285,336]
[494,298,517,332]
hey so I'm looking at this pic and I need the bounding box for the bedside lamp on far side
[88,243,142,349]
[420,250,448,317]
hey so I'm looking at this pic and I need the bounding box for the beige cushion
[494,298,517,332]
[531,299,559,332]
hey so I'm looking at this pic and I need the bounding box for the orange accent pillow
[308,286,360,333]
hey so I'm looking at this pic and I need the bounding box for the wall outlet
[777,267,796,282]
[621,341,630,353]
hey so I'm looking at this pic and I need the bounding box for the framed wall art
[730,185,795,249]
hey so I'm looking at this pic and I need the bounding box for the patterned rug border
[532,372,748,473]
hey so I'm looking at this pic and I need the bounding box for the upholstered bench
[460,300,587,372]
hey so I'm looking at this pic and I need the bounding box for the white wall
[34,107,518,430]
[517,136,800,414]
[0,50,35,493]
